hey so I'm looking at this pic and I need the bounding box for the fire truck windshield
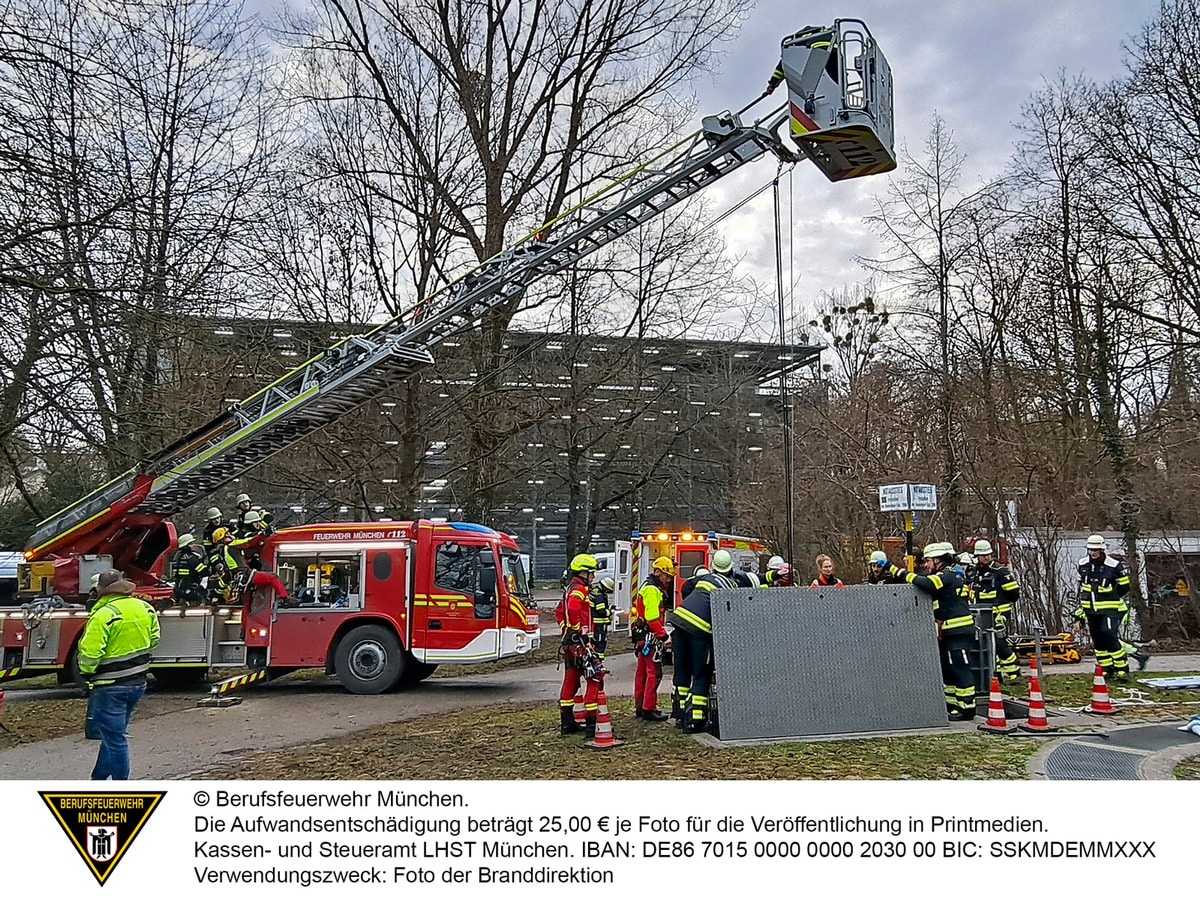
[503,554,531,599]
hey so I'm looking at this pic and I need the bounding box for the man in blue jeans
[80,570,160,780]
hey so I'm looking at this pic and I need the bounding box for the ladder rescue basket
[775,19,897,181]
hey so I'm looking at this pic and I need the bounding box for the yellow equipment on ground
[1010,633,1082,665]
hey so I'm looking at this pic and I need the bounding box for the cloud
[688,0,1159,329]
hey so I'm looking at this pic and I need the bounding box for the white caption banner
[0,780,1190,898]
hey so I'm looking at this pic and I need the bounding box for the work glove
[1073,607,1087,622]
[993,613,1007,630]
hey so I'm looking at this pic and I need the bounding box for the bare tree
[285,0,753,521]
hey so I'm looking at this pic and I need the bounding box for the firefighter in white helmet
[972,540,1023,684]
[202,507,224,548]
[763,554,788,587]
[667,549,736,733]
[234,493,274,534]
[589,576,615,660]
[884,542,977,720]
[865,550,901,585]
[1073,534,1134,680]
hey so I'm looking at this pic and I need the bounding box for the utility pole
[773,176,796,564]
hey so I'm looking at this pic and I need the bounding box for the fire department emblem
[40,791,165,885]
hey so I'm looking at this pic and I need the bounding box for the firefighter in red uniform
[558,553,604,737]
[631,556,674,722]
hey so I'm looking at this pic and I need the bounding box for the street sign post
[878,482,940,572]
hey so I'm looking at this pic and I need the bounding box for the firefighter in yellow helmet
[556,553,604,737]
[206,527,242,605]
[631,556,674,722]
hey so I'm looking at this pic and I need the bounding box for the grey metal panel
[151,615,213,663]
[709,585,948,740]
[1044,743,1142,780]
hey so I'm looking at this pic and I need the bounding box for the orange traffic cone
[572,693,587,727]
[977,677,1016,734]
[1020,674,1054,733]
[585,690,623,750]
[1084,665,1117,715]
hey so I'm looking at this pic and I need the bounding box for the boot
[560,708,583,736]
[1133,649,1151,671]
[682,715,706,734]
[584,716,596,740]
[642,710,669,722]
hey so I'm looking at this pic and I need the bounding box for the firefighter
[589,576,615,660]
[202,507,224,548]
[865,550,902,584]
[668,549,735,733]
[234,493,254,531]
[207,528,243,605]
[771,563,794,587]
[885,542,977,721]
[232,510,270,570]
[172,533,209,608]
[1073,533,1134,681]
[681,566,710,601]
[1108,549,1152,672]
[631,556,673,722]
[557,553,604,737]
[810,553,845,588]
[972,540,1022,685]
[763,554,789,587]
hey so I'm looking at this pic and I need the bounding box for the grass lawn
[196,697,1044,781]
[1176,757,1200,779]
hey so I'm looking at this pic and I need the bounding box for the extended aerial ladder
[23,19,897,574]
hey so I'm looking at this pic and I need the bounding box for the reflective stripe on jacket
[669,572,735,637]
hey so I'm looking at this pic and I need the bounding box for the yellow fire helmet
[651,556,676,576]
[569,553,599,573]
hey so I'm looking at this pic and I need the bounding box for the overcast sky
[686,0,1161,335]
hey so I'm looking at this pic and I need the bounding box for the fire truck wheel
[334,624,406,694]
[399,661,438,688]
[57,644,85,687]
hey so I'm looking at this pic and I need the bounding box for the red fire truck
[1,520,538,693]
[0,19,895,696]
